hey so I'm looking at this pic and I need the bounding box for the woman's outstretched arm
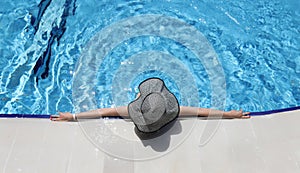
[50,106,129,121]
[179,106,250,119]
[51,106,250,121]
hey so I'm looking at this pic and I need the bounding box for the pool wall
[1,110,299,173]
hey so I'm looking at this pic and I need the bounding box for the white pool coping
[1,110,299,173]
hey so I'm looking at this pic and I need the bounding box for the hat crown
[139,78,164,95]
[128,78,179,133]
[141,93,166,124]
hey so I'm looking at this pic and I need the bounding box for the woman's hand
[50,112,75,121]
[224,110,250,119]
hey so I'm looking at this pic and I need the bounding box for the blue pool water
[0,0,299,115]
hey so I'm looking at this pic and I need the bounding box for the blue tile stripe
[0,114,51,119]
[249,106,300,116]
[0,106,299,119]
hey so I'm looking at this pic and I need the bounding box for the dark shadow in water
[32,0,77,83]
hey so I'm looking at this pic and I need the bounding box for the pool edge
[0,106,299,118]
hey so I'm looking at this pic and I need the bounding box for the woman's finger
[241,115,251,119]
[50,117,59,121]
[51,117,68,121]
[242,112,250,115]
[50,115,65,121]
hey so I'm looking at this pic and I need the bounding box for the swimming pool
[0,0,299,115]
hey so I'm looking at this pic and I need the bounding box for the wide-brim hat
[128,78,180,133]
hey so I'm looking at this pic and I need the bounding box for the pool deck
[0,110,299,173]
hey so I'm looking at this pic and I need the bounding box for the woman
[51,78,250,122]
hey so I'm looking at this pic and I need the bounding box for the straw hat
[128,78,179,133]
